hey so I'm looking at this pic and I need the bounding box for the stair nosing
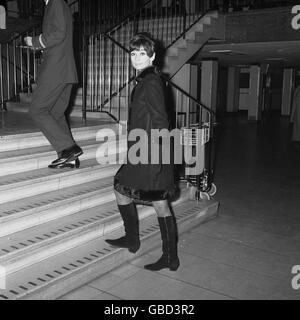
[0,138,127,177]
[0,124,112,141]
[0,158,120,188]
[0,184,114,230]
[0,196,124,267]
[0,199,219,300]
[0,187,193,269]
[0,139,101,162]
[0,162,122,205]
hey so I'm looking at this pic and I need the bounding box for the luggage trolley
[180,121,217,200]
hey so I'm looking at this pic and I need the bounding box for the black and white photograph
[0,0,299,304]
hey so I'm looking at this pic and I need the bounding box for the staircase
[163,12,224,76]
[0,122,219,300]
[0,2,221,299]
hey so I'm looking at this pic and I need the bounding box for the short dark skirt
[114,165,176,204]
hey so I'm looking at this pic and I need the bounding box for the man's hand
[24,36,33,48]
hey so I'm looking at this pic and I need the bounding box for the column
[281,68,294,116]
[190,64,200,123]
[172,64,193,127]
[0,5,6,29]
[226,66,240,112]
[248,65,263,121]
[201,60,219,115]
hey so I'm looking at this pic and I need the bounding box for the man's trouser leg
[29,83,75,154]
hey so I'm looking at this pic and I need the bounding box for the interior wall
[217,67,228,114]
[269,68,283,110]
[239,68,250,111]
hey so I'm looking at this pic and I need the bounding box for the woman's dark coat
[114,66,175,202]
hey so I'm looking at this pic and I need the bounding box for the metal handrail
[1,0,79,110]
[0,23,41,109]
[2,22,41,45]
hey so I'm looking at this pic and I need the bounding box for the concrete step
[18,92,33,104]
[206,11,219,19]
[0,196,176,279]
[0,177,115,237]
[163,12,223,76]
[0,199,127,276]
[73,90,129,102]
[0,124,121,152]
[0,197,219,299]
[6,102,30,113]
[202,15,212,25]
[70,109,122,120]
[0,137,127,177]
[71,107,129,122]
[0,160,123,205]
[0,192,112,243]
[17,92,125,109]
[15,83,130,103]
[8,98,128,121]
[75,86,133,97]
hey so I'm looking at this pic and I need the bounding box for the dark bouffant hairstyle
[129,33,156,58]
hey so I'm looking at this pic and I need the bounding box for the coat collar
[136,66,158,82]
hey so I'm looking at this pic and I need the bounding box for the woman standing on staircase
[105,33,180,272]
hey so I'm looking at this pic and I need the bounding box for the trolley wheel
[208,183,217,197]
[199,192,211,201]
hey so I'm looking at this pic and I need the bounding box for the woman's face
[130,46,155,71]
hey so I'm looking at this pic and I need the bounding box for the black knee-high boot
[144,216,180,271]
[105,203,140,253]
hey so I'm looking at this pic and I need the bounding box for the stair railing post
[82,35,88,124]
[0,44,4,111]
[183,0,186,39]
[13,40,17,98]
[26,43,30,94]
[33,28,37,83]
[6,44,10,101]
[116,28,121,122]
[109,39,114,117]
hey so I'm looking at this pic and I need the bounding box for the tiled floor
[60,111,300,300]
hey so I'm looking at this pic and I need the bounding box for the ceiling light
[209,50,232,53]
[266,58,286,61]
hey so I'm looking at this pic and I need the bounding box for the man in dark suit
[24,0,83,169]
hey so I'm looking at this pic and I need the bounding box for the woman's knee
[153,200,171,217]
[114,190,132,205]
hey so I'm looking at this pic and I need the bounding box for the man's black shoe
[48,158,80,169]
[48,145,83,168]
[61,145,83,161]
